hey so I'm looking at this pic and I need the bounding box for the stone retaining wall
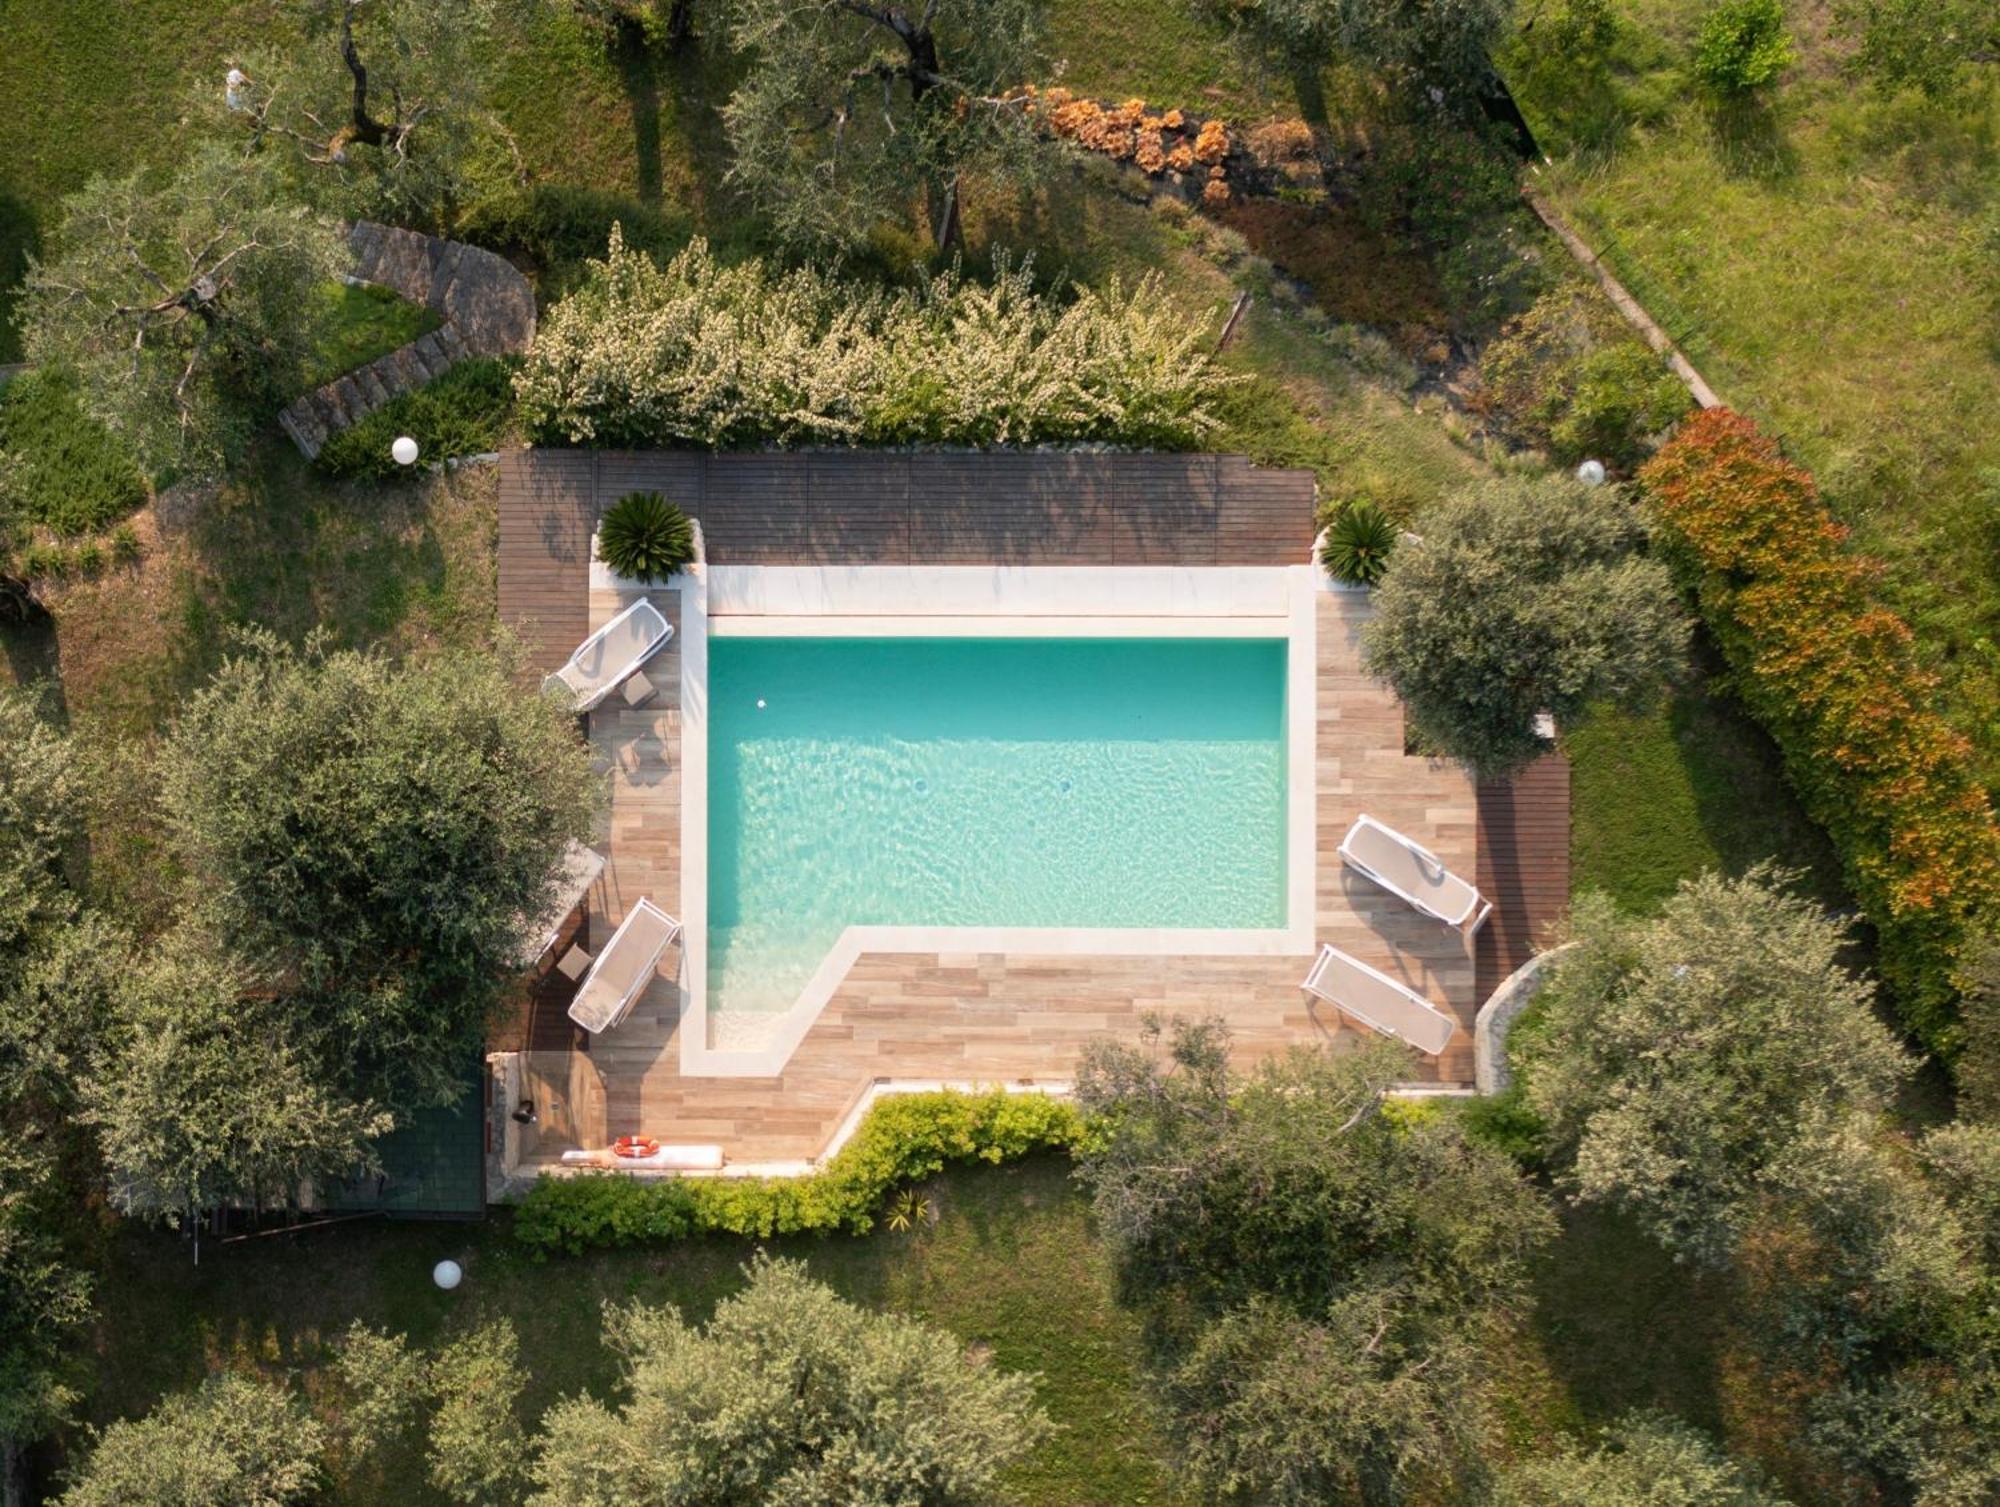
[278,221,535,460]
[1473,943,1575,1094]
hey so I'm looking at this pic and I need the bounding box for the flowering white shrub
[515,228,1232,449]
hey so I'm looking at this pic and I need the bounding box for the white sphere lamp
[432,1258,463,1291]
[1575,458,1607,488]
[392,435,420,467]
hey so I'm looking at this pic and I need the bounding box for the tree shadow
[615,40,665,205]
[1527,1204,1731,1434]
[0,185,39,365]
[1703,93,1797,182]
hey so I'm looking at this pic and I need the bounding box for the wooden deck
[1475,756,1572,1000]
[498,450,1319,684]
[495,448,1571,1169]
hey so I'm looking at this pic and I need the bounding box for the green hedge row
[512,1090,1090,1255]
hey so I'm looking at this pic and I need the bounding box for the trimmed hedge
[314,358,516,481]
[512,1089,1089,1255]
[1638,409,2000,1050]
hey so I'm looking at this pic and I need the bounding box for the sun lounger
[542,598,674,713]
[566,898,681,1034]
[1338,815,1492,933]
[513,840,606,968]
[1300,943,1457,1056]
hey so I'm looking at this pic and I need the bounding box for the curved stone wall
[279,221,535,459]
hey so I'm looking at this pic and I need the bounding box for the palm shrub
[1319,501,1398,586]
[597,491,694,582]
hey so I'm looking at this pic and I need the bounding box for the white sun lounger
[567,898,681,1035]
[542,598,674,713]
[1301,943,1457,1057]
[1338,815,1492,933]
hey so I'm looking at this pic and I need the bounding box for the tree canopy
[221,0,518,229]
[529,1254,1050,1504]
[81,932,393,1229]
[0,692,114,1477]
[56,1373,324,1507]
[1515,870,1911,1266]
[1201,0,1515,100]
[158,632,596,1116]
[722,0,1047,251]
[20,145,345,478]
[1361,473,1688,778]
[1492,1412,1792,1507]
[1074,1018,1554,1505]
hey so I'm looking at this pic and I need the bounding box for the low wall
[1473,943,1574,1094]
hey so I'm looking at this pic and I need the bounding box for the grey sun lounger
[1300,943,1457,1057]
[514,840,607,968]
[567,898,682,1035]
[542,598,675,713]
[1338,815,1492,933]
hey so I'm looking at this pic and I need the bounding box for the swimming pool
[706,636,1290,1024]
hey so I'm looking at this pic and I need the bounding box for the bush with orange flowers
[1638,408,2000,1052]
[1016,86,1231,192]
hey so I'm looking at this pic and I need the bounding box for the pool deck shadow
[498,451,1567,1170]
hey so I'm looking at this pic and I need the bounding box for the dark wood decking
[1475,754,1572,1000]
[498,449,1321,679]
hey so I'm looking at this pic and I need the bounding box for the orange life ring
[612,1135,660,1159]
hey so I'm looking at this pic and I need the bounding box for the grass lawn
[308,282,441,387]
[67,1157,1184,1507]
[1564,652,1848,916]
[1501,0,2000,791]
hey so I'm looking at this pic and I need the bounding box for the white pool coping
[676,563,1318,1078]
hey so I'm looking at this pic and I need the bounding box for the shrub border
[511,1089,1091,1255]
[1638,408,2000,1051]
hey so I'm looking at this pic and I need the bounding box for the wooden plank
[1474,755,1572,1003]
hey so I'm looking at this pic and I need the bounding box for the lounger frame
[1338,814,1493,934]
[567,897,682,1034]
[1300,942,1457,1057]
[542,597,675,714]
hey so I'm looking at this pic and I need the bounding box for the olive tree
[1200,0,1515,102]
[1493,1412,1791,1506]
[56,1373,324,1507]
[529,1254,1050,1504]
[80,932,393,1231]
[0,692,113,1499]
[1515,870,1913,1267]
[0,1147,93,1507]
[1162,1289,1487,1507]
[333,1319,528,1505]
[1361,474,1688,778]
[723,0,1047,251]
[19,145,345,477]
[159,632,596,1117]
[221,0,519,229]
[1075,1017,1554,1506]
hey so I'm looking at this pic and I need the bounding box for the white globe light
[1575,458,1607,487]
[433,1259,463,1291]
[392,435,420,467]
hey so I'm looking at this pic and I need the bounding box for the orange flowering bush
[1014,86,1230,191]
[1639,408,2000,1050]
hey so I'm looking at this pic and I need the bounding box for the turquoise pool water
[707,636,1288,1023]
